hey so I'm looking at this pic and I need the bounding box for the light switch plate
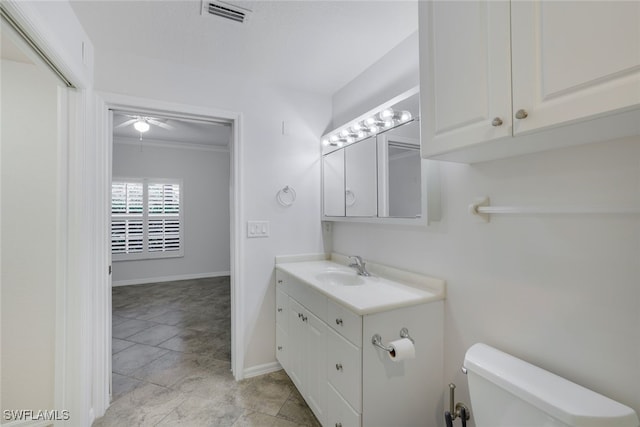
[247,220,270,238]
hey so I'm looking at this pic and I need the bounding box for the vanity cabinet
[420,0,640,162]
[275,267,444,427]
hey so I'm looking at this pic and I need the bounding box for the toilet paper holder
[371,327,414,352]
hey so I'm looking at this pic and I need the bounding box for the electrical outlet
[247,221,270,238]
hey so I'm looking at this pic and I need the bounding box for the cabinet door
[511,1,640,135]
[304,310,328,426]
[288,298,306,394]
[323,149,345,217]
[419,0,512,157]
[345,137,377,217]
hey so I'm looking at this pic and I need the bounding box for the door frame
[93,92,245,412]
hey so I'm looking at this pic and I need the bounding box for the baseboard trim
[1,418,61,427]
[112,271,230,287]
[243,361,282,379]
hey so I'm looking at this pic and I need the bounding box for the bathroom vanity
[275,254,446,427]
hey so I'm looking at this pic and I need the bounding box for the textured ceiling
[71,0,418,95]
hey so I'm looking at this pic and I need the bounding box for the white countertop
[275,254,446,315]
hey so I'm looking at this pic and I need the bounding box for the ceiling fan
[115,114,175,134]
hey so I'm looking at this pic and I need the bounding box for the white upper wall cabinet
[421,1,512,155]
[419,0,640,163]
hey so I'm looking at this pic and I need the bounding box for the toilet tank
[464,343,639,427]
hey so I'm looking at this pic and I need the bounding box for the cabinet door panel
[328,383,361,427]
[288,298,306,394]
[345,137,377,217]
[420,0,512,156]
[276,324,288,372]
[511,1,640,134]
[323,149,345,217]
[305,311,328,426]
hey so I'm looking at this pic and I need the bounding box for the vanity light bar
[322,109,413,147]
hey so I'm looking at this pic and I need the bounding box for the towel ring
[276,186,296,207]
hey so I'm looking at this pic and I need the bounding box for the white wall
[112,140,231,285]
[94,52,331,372]
[1,59,60,414]
[331,31,419,129]
[331,21,640,425]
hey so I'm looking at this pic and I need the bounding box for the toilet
[463,343,639,427]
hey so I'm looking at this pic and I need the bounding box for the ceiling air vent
[202,1,251,24]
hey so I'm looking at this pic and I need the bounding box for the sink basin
[315,270,365,286]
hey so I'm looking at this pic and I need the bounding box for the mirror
[321,87,439,224]
[377,120,421,217]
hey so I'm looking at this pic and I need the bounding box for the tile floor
[94,277,320,427]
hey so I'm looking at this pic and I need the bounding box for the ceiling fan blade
[148,118,174,130]
[115,119,137,128]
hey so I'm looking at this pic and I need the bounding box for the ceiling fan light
[134,120,150,133]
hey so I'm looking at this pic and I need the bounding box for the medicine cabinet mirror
[321,87,440,225]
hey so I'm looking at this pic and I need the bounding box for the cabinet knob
[298,313,303,318]
[515,109,528,120]
[336,423,343,427]
[301,315,308,322]
[335,363,343,371]
[277,308,283,312]
[335,318,343,326]
[277,346,283,351]
[277,279,283,283]
[491,117,503,127]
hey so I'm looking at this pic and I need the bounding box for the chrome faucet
[348,255,371,276]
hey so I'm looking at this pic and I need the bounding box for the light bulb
[322,139,330,146]
[380,108,394,119]
[346,137,354,143]
[401,111,412,121]
[352,122,362,132]
[365,117,376,126]
[384,120,393,128]
[340,129,349,137]
[330,135,339,142]
[134,120,150,133]
[357,131,366,138]
[369,125,379,133]
[336,141,344,147]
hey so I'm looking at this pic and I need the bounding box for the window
[111,179,183,260]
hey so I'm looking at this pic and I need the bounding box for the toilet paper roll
[387,338,415,362]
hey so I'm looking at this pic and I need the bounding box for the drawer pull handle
[515,109,528,120]
[277,346,283,351]
[335,363,343,371]
[277,308,283,312]
[336,423,342,427]
[277,279,283,283]
[298,313,303,318]
[335,318,343,326]
[302,315,308,322]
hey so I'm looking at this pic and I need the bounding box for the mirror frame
[321,86,441,226]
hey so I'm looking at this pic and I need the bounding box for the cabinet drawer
[327,299,362,347]
[287,276,328,323]
[327,328,362,412]
[276,287,288,328]
[328,383,360,427]
[276,324,288,371]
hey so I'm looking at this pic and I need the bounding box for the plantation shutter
[111,182,144,255]
[111,179,183,260]
[148,183,182,253]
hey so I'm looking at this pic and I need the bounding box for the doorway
[109,110,233,399]
[94,94,244,410]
